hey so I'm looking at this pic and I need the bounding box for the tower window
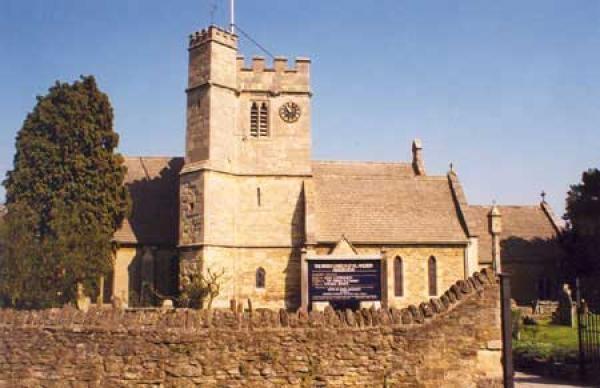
[394,256,403,297]
[250,101,269,137]
[428,256,437,296]
[259,102,269,136]
[256,267,266,289]
[250,102,259,137]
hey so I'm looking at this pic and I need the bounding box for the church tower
[179,25,312,309]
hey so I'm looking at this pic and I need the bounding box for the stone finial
[488,203,502,235]
[412,139,426,176]
[488,202,502,272]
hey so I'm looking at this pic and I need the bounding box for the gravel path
[514,372,595,387]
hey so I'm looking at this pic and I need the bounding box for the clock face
[279,101,301,123]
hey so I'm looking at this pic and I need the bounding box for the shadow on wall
[126,158,184,247]
[283,185,306,310]
[500,236,565,304]
[126,248,180,307]
[125,158,184,307]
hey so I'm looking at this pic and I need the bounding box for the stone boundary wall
[0,269,503,387]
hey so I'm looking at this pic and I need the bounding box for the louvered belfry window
[250,102,259,137]
[394,256,403,297]
[428,256,437,296]
[250,101,269,138]
[259,102,269,136]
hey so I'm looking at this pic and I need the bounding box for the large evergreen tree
[562,168,600,277]
[1,76,129,307]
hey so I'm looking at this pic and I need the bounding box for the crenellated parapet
[188,25,238,50]
[237,55,311,95]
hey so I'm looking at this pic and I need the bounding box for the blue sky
[1,1,599,216]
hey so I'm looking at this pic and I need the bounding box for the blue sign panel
[308,259,382,302]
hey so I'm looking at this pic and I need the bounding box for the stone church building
[105,25,562,310]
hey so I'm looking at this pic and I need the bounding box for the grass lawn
[514,318,579,363]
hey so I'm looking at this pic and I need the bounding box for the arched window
[250,102,259,137]
[256,267,266,289]
[428,256,437,296]
[394,256,403,297]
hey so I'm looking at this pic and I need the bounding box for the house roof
[311,161,469,244]
[469,204,561,264]
[113,157,184,246]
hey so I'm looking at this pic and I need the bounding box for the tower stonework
[179,26,312,309]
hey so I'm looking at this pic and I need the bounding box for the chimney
[412,139,426,176]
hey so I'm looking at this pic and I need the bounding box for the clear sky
[1,1,599,217]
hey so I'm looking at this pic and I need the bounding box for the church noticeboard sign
[308,259,381,302]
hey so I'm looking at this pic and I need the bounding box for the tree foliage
[0,76,129,308]
[562,168,600,276]
[179,268,226,309]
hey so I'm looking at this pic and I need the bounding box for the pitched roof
[113,157,184,245]
[470,204,561,264]
[311,161,469,244]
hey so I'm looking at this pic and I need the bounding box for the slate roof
[311,161,469,244]
[113,157,184,246]
[469,204,561,264]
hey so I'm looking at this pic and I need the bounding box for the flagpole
[230,0,235,34]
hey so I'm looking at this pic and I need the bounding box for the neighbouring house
[469,203,563,304]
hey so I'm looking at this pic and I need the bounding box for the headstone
[111,291,128,310]
[75,283,91,313]
[553,284,576,327]
[311,301,329,312]
[360,301,381,310]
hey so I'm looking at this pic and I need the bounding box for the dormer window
[250,101,269,137]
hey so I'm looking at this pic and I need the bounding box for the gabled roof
[311,161,469,244]
[113,157,184,246]
[330,235,359,255]
[470,204,561,264]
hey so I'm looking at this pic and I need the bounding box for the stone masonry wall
[0,269,502,387]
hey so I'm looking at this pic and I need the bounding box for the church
[107,25,562,310]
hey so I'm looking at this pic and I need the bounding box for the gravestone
[553,284,576,327]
